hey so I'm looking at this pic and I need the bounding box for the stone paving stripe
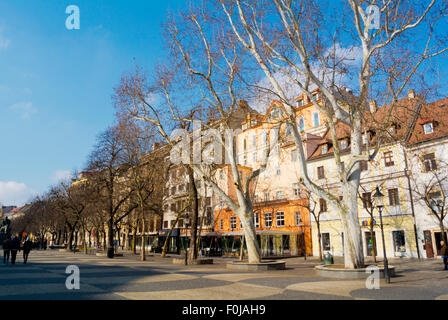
[114,282,284,300]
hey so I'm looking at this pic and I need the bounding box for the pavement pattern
[1,250,448,300]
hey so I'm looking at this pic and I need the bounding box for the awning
[158,228,180,237]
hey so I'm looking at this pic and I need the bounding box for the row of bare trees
[114,0,448,267]
[12,113,168,259]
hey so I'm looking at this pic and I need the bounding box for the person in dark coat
[10,237,20,265]
[3,236,11,264]
[441,241,448,270]
[22,238,33,264]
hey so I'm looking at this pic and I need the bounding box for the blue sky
[0,1,447,206]
[0,0,185,206]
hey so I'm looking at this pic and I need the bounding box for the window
[291,149,298,161]
[240,219,243,228]
[276,168,281,176]
[423,122,434,134]
[252,152,257,162]
[243,138,247,151]
[265,212,272,227]
[254,214,260,228]
[360,160,368,172]
[298,117,305,131]
[219,170,224,180]
[317,166,325,179]
[388,188,400,206]
[285,124,292,136]
[264,192,270,202]
[321,233,331,251]
[295,212,302,226]
[383,151,394,167]
[319,198,328,213]
[313,112,320,127]
[362,192,372,209]
[276,212,285,227]
[178,219,184,228]
[171,186,176,195]
[170,220,176,227]
[170,203,176,211]
[429,191,443,213]
[422,153,437,171]
[392,230,406,253]
[321,144,328,154]
[297,99,303,107]
[220,219,224,230]
[313,92,320,100]
[362,133,368,145]
[276,191,283,200]
[341,161,345,172]
[293,183,300,197]
[262,131,267,145]
[230,216,237,229]
[163,221,168,229]
[252,135,257,148]
[340,139,348,150]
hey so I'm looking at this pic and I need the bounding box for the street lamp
[184,213,190,266]
[373,185,390,283]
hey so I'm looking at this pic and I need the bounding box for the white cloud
[9,101,37,119]
[0,35,10,49]
[0,28,10,49]
[52,170,72,183]
[0,181,37,206]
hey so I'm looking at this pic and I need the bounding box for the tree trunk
[317,223,323,261]
[132,223,137,254]
[141,217,146,261]
[107,215,115,258]
[239,208,261,263]
[82,225,88,255]
[370,224,377,263]
[188,167,199,262]
[239,235,245,261]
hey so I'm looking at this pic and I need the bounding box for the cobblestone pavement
[1,250,448,300]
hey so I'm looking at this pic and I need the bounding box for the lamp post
[184,213,190,266]
[373,185,390,283]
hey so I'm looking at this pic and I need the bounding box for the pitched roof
[406,97,448,146]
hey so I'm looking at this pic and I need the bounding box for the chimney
[152,142,160,151]
[408,89,415,99]
[369,100,377,113]
[237,100,249,110]
[303,94,310,104]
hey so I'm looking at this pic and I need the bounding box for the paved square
[1,250,448,300]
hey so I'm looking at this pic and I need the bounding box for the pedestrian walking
[22,238,33,264]
[10,237,20,265]
[441,241,448,270]
[3,236,11,264]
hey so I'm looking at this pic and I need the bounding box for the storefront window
[321,233,331,251]
[393,230,406,253]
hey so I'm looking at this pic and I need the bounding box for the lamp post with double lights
[373,185,390,283]
[184,213,190,266]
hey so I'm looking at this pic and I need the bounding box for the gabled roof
[406,97,448,146]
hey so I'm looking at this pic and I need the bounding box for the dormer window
[297,99,304,108]
[313,92,320,101]
[298,117,305,131]
[321,144,328,154]
[242,123,248,130]
[313,112,320,127]
[423,122,434,135]
[340,139,348,150]
[362,133,368,145]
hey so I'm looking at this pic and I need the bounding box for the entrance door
[365,231,377,257]
[435,232,447,255]
[423,230,434,258]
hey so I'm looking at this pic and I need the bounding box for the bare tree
[216,0,448,268]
